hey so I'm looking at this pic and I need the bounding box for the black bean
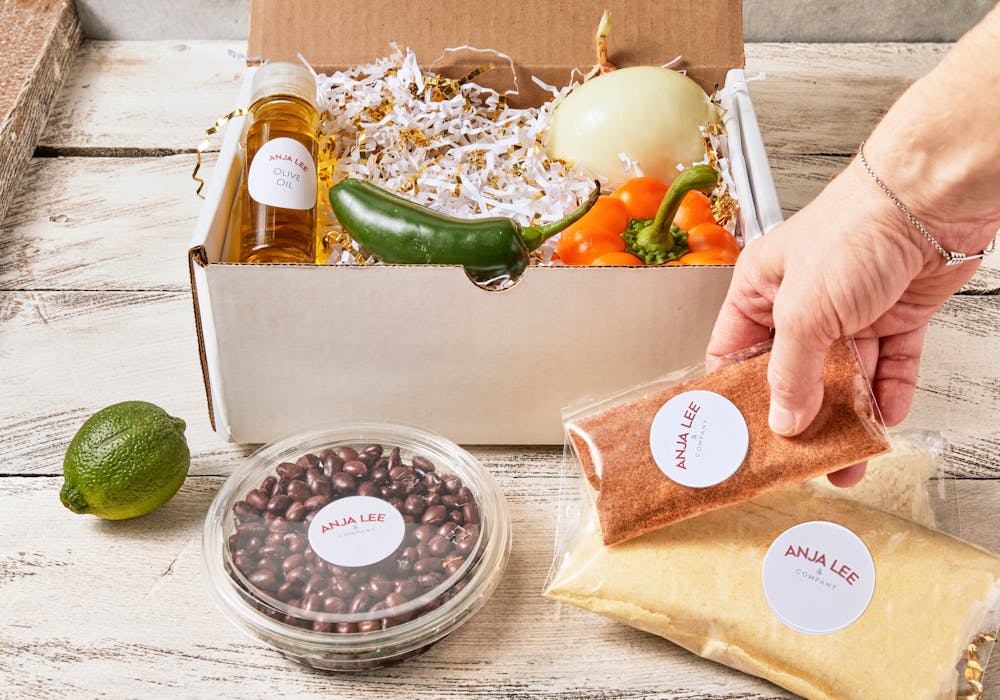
[286,480,311,503]
[349,590,372,614]
[303,495,330,512]
[395,579,420,598]
[302,574,325,596]
[413,558,443,574]
[362,443,384,459]
[388,447,402,469]
[297,453,322,470]
[369,466,389,484]
[245,489,269,511]
[331,473,357,494]
[440,494,460,508]
[423,472,442,489]
[320,449,344,476]
[265,495,293,516]
[281,553,305,573]
[312,621,336,633]
[258,545,284,560]
[267,517,291,533]
[384,591,409,608]
[357,481,378,498]
[285,502,307,522]
[233,501,255,522]
[337,446,359,463]
[380,482,403,498]
[457,487,474,505]
[300,593,323,612]
[388,465,413,483]
[403,494,425,516]
[357,619,381,633]
[462,501,480,525]
[285,566,310,585]
[332,578,355,598]
[412,455,435,473]
[443,555,464,576]
[427,535,452,557]
[335,622,358,634]
[282,533,306,553]
[323,595,345,613]
[276,461,305,479]
[248,568,278,591]
[342,460,368,478]
[276,581,300,602]
[454,524,479,555]
[233,554,254,575]
[368,576,395,598]
[260,475,277,494]
[421,505,448,526]
[417,572,445,589]
[411,525,434,543]
[442,475,462,494]
[348,570,368,587]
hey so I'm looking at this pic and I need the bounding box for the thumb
[767,318,833,437]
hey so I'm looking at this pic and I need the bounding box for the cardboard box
[189,0,782,444]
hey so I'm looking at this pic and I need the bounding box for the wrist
[860,128,999,262]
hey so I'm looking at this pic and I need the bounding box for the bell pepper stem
[629,165,719,264]
[520,181,601,252]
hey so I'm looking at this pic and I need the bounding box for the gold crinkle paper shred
[313,45,596,267]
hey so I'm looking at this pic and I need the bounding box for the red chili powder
[566,338,891,545]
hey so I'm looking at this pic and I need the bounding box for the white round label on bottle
[649,389,749,487]
[761,521,876,635]
[307,496,405,568]
[247,136,317,210]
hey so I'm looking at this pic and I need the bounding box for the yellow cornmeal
[810,436,938,527]
[546,484,1000,700]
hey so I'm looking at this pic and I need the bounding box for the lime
[60,401,191,520]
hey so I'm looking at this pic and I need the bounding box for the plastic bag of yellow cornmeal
[545,440,1000,700]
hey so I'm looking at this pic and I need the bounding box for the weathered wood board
[0,0,81,222]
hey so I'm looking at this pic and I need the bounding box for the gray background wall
[77,0,993,41]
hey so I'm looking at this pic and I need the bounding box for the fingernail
[769,401,797,436]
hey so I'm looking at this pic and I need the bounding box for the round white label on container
[247,136,317,210]
[649,389,749,488]
[761,521,876,635]
[307,496,405,568]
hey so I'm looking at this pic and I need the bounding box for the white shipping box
[189,0,782,444]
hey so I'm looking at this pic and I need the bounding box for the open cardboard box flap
[249,0,744,104]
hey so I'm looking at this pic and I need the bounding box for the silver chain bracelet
[857,141,997,266]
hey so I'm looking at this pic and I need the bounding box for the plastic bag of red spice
[563,337,891,546]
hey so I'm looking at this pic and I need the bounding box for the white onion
[546,66,718,186]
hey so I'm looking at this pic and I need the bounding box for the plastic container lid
[250,61,317,108]
[202,422,512,671]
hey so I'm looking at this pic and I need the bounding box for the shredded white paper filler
[314,45,596,267]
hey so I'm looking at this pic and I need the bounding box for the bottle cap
[250,62,317,109]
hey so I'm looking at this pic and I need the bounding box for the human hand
[707,158,989,487]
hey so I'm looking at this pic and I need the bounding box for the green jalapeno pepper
[329,178,601,282]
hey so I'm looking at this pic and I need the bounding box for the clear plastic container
[202,422,512,670]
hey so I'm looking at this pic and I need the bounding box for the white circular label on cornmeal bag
[307,496,405,568]
[247,136,317,210]
[649,390,749,487]
[761,521,876,635]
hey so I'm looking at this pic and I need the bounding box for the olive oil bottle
[238,62,320,263]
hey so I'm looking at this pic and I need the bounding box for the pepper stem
[520,181,601,252]
[626,165,719,264]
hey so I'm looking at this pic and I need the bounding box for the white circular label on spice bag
[649,389,749,488]
[307,496,405,568]
[247,136,317,210]
[761,521,876,635]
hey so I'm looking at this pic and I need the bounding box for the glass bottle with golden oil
[238,62,320,263]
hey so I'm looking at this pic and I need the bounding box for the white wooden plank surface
[35,41,949,157]
[2,39,999,700]
[1,475,997,699]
